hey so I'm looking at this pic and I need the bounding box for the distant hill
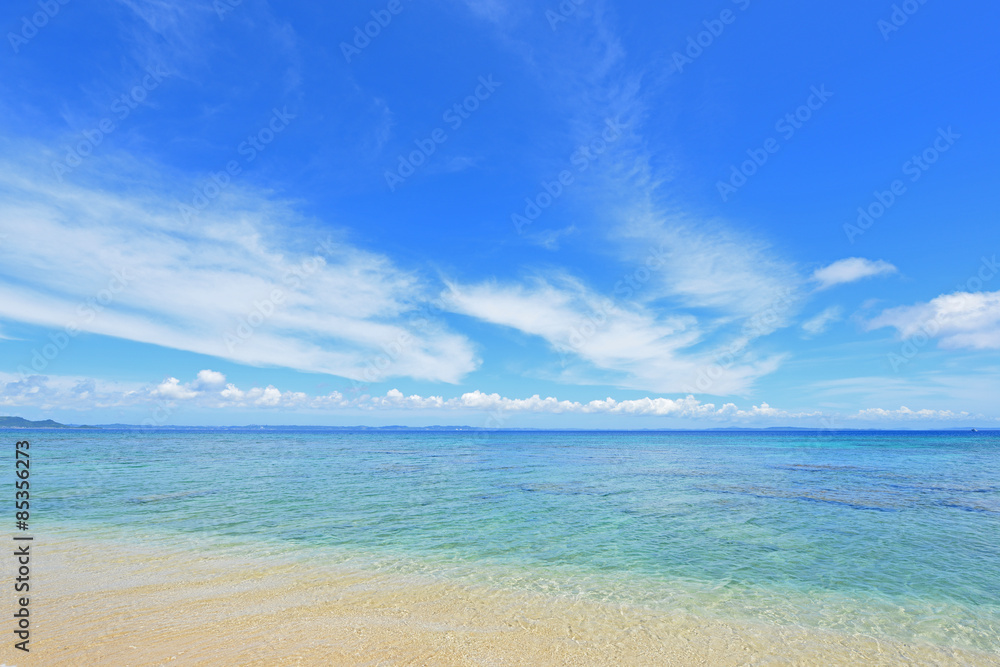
[0,416,97,429]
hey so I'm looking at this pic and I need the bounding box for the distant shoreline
[1,423,995,433]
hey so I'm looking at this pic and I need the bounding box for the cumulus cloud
[0,370,821,422]
[193,370,227,389]
[373,390,818,420]
[220,383,244,401]
[811,258,897,290]
[851,407,977,421]
[0,373,146,411]
[151,370,229,400]
[867,290,1000,350]
[153,377,199,400]
[255,386,284,407]
[8,370,996,425]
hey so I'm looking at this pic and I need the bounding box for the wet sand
[12,538,1000,666]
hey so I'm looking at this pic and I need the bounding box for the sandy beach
[8,537,996,666]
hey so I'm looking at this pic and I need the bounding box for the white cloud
[851,407,977,421]
[151,369,226,400]
[867,290,1000,350]
[194,369,227,389]
[596,201,805,384]
[153,377,199,400]
[616,212,802,323]
[525,225,577,251]
[0,372,146,411]
[811,258,897,290]
[6,371,997,425]
[460,0,510,23]
[220,383,244,401]
[0,371,819,421]
[0,157,478,384]
[255,385,283,407]
[804,372,1000,419]
[377,390,818,421]
[443,275,783,394]
[112,0,300,88]
[443,1,804,393]
[801,306,842,336]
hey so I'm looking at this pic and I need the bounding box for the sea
[19,428,1000,656]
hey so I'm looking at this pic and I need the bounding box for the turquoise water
[20,428,1000,653]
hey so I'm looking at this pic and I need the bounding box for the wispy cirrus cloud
[112,0,301,82]
[429,6,806,396]
[615,211,803,323]
[0,155,477,383]
[802,370,1000,419]
[524,225,577,251]
[443,274,784,394]
[801,306,842,336]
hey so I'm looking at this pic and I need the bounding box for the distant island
[0,416,97,429]
[0,416,993,432]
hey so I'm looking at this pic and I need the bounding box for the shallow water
[23,428,1000,655]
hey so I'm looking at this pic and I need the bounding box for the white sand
[9,538,999,666]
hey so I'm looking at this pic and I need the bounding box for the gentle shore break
[17,537,1000,666]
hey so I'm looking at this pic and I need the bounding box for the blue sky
[1,0,998,427]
